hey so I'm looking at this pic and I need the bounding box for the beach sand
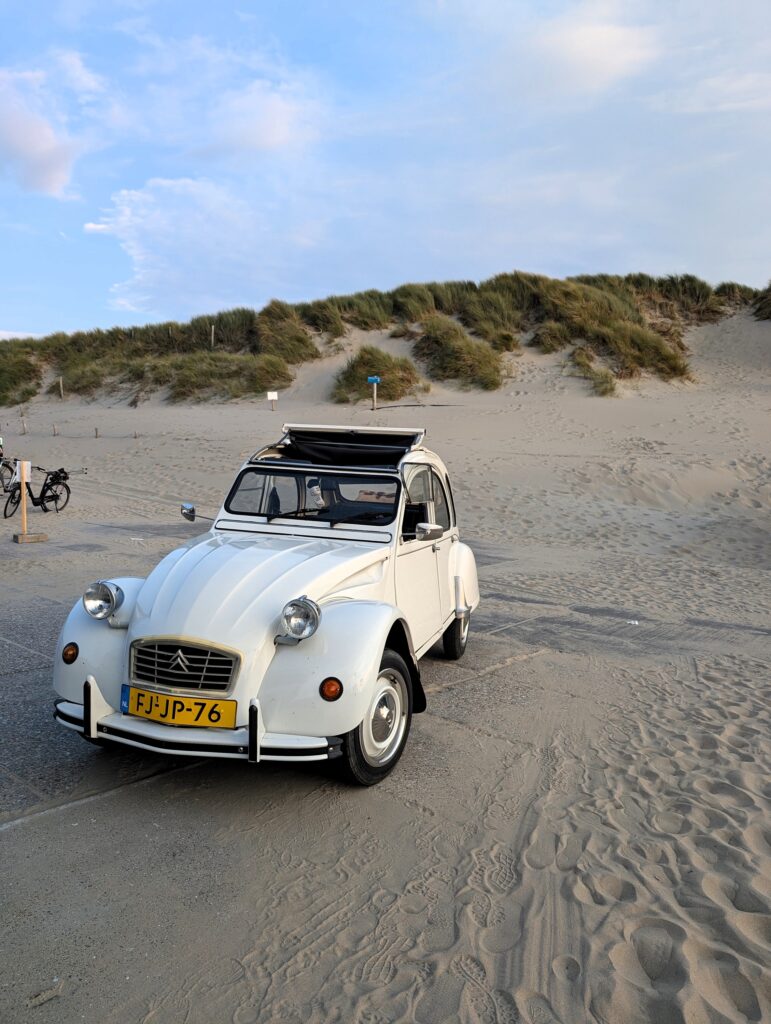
[0,311,768,1023]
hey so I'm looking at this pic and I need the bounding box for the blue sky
[1,0,769,336]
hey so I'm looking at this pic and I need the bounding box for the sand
[0,310,768,1023]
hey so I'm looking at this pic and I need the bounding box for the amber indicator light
[62,642,79,665]
[319,677,343,701]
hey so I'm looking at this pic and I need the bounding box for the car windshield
[225,468,400,526]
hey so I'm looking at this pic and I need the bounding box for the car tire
[442,613,470,660]
[339,649,413,786]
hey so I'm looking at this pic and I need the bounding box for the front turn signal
[319,677,343,702]
[62,642,79,664]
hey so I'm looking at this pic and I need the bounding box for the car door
[395,465,443,650]
[430,469,456,623]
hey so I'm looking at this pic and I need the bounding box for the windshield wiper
[265,509,317,523]
[328,511,392,527]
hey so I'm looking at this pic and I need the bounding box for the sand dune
[0,312,768,1023]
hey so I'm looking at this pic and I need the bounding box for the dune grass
[332,346,424,403]
[532,320,572,353]
[715,281,757,305]
[572,347,616,396]
[753,283,771,320]
[133,352,293,402]
[413,314,503,390]
[328,290,393,330]
[0,269,754,405]
[0,348,41,405]
[295,299,346,339]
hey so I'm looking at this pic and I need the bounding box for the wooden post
[267,390,278,412]
[211,324,215,350]
[58,376,64,400]
[372,380,378,411]
[53,425,58,436]
[95,426,99,438]
[19,460,27,536]
[12,460,47,543]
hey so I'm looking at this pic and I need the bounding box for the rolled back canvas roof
[278,425,424,468]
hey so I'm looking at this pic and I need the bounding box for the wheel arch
[385,618,426,714]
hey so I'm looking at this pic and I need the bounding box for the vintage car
[53,425,480,784]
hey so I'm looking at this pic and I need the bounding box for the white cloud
[117,34,325,159]
[208,79,320,154]
[535,3,659,93]
[54,50,106,98]
[84,177,272,313]
[665,71,771,113]
[0,71,77,195]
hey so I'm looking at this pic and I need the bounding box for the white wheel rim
[359,668,408,767]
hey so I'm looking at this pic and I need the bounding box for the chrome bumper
[54,685,342,763]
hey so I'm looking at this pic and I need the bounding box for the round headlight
[83,581,124,620]
[280,596,321,640]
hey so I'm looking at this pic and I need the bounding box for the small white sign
[267,391,278,402]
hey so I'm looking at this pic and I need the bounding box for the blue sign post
[367,376,381,411]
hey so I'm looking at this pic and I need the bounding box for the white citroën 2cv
[54,425,480,784]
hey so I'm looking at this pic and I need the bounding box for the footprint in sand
[524,827,557,869]
[515,988,564,1023]
[413,971,465,1024]
[552,955,581,984]
[625,919,687,988]
[682,940,763,1022]
[555,832,588,871]
[415,956,500,1024]
[420,891,458,953]
[479,899,523,955]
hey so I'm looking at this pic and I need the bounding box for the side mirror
[416,522,444,542]
[181,503,196,522]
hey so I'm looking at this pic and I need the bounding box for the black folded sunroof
[278,426,424,467]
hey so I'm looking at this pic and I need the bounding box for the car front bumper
[54,679,342,763]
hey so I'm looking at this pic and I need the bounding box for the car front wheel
[340,649,412,786]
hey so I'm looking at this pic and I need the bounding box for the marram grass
[0,269,755,405]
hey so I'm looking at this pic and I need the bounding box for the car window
[401,466,435,540]
[403,466,432,503]
[231,473,266,514]
[267,474,300,515]
[226,468,400,524]
[431,471,452,530]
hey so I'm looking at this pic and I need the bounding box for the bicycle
[0,458,16,493]
[4,466,71,518]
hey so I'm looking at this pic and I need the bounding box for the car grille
[131,640,237,692]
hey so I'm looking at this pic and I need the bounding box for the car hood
[129,530,388,650]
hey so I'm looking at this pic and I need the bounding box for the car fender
[258,599,424,737]
[53,578,145,709]
[450,541,480,614]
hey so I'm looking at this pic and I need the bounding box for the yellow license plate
[122,685,237,729]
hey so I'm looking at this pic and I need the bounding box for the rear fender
[451,541,480,614]
[258,600,425,737]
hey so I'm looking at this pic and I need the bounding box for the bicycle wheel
[41,482,70,512]
[0,464,10,493]
[4,486,20,518]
